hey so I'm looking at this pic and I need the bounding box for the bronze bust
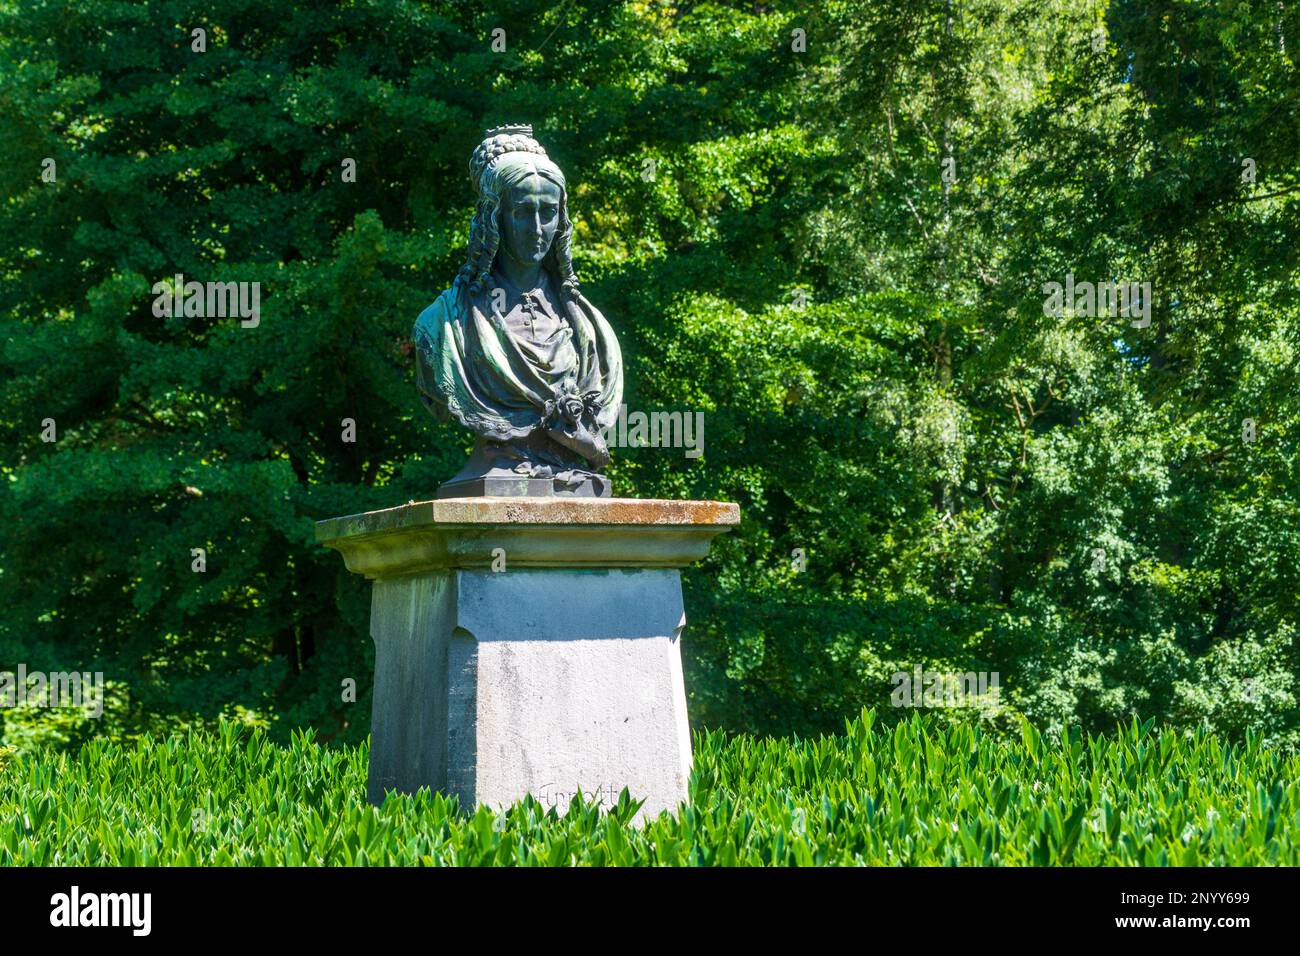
[413,125,623,498]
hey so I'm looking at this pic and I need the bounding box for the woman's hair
[459,140,579,300]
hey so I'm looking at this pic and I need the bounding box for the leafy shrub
[2,709,1296,866]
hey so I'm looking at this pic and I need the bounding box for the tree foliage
[1,0,1296,750]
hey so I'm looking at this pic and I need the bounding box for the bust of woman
[413,125,623,498]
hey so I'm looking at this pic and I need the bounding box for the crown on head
[468,124,550,191]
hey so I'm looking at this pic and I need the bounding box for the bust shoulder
[413,280,465,345]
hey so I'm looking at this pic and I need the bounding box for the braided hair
[459,125,580,301]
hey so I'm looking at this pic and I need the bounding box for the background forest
[1,0,1296,754]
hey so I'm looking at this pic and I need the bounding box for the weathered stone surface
[368,567,692,819]
[318,496,738,821]
[316,496,740,577]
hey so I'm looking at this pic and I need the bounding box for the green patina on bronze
[413,125,624,498]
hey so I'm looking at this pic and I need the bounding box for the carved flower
[544,384,594,428]
[559,393,586,424]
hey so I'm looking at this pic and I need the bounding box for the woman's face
[499,174,562,268]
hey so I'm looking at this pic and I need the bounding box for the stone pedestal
[316,497,739,820]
